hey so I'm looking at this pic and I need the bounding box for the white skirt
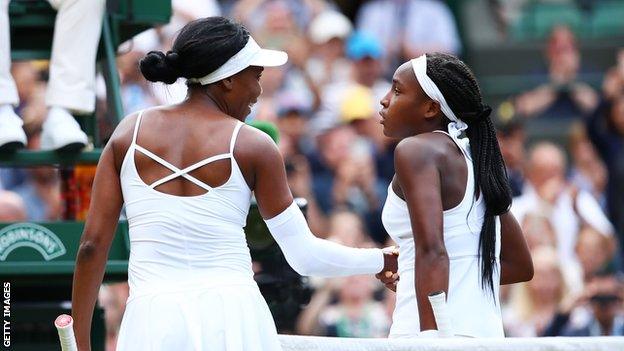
[116,275,282,351]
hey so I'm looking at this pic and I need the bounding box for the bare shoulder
[106,111,142,171]
[394,133,449,169]
[233,123,284,189]
[235,123,281,159]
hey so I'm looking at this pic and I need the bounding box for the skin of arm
[499,211,534,285]
[71,141,124,350]
[394,136,448,332]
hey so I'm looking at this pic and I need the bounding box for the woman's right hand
[376,246,399,291]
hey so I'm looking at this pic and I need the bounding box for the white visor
[188,36,288,85]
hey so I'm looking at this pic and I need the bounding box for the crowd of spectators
[1,0,623,347]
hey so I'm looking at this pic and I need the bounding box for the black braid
[425,53,512,295]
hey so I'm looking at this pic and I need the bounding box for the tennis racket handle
[428,291,454,338]
[55,314,79,351]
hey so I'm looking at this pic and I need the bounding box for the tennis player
[378,53,533,338]
[71,17,397,351]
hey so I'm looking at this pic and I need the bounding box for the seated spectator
[314,32,390,127]
[306,10,353,87]
[544,274,624,336]
[586,56,624,258]
[356,0,461,68]
[326,209,374,247]
[521,212,558,250]
[511,142,615,268]
[574,226,617,283]
[296,275,390,337]
[494,100,526,197]
[504,246,569,337]
[319,275,390,337]
[515,26,598,119]
[568,123,608,208]
[0,190,26,221]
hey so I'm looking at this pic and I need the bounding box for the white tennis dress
[382,131,504,338]
[115,111,282,350]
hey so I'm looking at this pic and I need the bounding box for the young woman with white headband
[378,53,533,337]
[71,17,397,351]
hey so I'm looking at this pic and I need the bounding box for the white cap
[309,11,352,45]
[188,36,288,85]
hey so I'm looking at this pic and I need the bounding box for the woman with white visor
[71,17,397,351]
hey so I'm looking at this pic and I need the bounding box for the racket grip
[428,291,453,338]
[55,314,79,351]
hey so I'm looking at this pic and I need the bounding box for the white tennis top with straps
[119,111,254,301]
[382,130,504,338]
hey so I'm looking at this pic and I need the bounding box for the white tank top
[119,110,254,301]
[382,131,504,338]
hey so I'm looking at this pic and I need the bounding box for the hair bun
[166,50,180,64]
[139,51,180,84]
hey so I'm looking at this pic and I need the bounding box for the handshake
[378,246,400,291]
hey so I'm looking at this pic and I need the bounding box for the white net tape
[279,335,624,351]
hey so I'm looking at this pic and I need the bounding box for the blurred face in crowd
[576,227,609,279]
[353,57,382,87]
[380,62,441,139]
[339,275,375,305]
[318,126,357,169]
[547,26,578,64]
[528,249,564,304]
[498,127,525,171]
[610,95,624,136]
[328,211,367,247]
[527,143,566,191]
[521,214,557,250]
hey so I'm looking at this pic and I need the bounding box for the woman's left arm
[394,137,448,332]
[71,141,124,351]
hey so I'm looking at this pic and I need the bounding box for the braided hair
[426,53,512,295]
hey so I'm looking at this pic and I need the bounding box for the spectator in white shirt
[511,142,615,269]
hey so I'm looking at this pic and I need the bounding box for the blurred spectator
[314,32,390,127]
[521,212,558,250]
[544,274,624,336]
[494,100,526,197]
[296,275,390,337]
[306,10,353,87]
[117,51,158,114]
[356,0,461,69]
[326,209,374,247]
[11,166,61,221]
[586,53,624,259]
[99,283,129,351]
[504,246,569,337]
[574,226,617,283]
[0,190,27,221]
[230,0,329,40]
[516,26,598,119]
[568,123,608,208]
[512,142,615,268]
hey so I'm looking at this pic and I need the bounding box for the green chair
[591,1,624,37]
[512,2,585,40]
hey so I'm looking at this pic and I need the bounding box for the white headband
[188,36,287,85]
[410,55,469,142]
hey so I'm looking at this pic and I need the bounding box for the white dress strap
[229,121,244,154]
[134,145,213,192]
[132,110,145,145]
[149,153,232,190]
[432,130,472,161]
